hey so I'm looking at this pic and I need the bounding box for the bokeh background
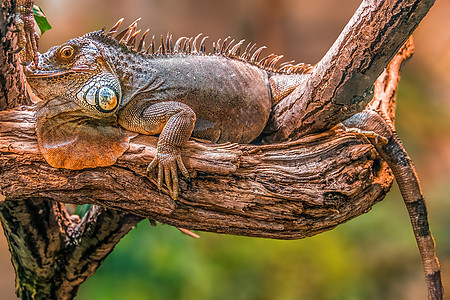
[1,0,450,299]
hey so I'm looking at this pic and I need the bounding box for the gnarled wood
[0,200,142,299]
[265,0,434,142]
[0,0,440,299]
[0,107,393,239]
[0,2,143,299]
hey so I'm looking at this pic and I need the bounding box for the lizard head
[25,36,122,117]
[25,34,135,171]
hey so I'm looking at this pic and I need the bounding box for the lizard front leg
[119,101,196,200]
[12,0,39,66]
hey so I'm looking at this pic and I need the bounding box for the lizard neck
[100,43,159,106]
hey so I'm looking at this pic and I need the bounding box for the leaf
[74,204,92,218]
[33,5,52,35]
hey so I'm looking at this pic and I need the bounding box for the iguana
[15,11,444,300]
[25,18,313,200]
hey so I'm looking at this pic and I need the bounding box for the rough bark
[0,0,29,109]
[0,201,142,299]
[0,1,143,299]
[0,0,440,299]
[264,0,435,142]
[341,36,442,299]
[0,110,393,238]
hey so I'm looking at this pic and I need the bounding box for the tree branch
[0,0,440,298]
[0,199,142,299]
[0,107,393,239]
[0,0,30,109]
[341,37,443,299]
[0,2,143,298]
[265,0,434,142]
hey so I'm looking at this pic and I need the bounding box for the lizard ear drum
[96,86,119,113]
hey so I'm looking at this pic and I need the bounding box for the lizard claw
[13,0,40,66]
[336,124,389,145]
[146,147,189,200]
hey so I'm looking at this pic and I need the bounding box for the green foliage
[75,73,450,300]
[76,196,425,300]
[32,5,52,34]
[74,204,91,218]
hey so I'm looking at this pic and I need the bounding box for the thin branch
[369,36,415,123]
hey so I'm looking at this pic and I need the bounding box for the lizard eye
[58,45,75,61]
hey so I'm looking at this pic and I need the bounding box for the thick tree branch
[265,0,434,142]
[0,200,142,299]
[0,0,440,298]
[0,108,393,239]
[0,1,143,299]
[0,0,30,109]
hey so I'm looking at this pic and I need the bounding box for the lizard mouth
[24,67,97,78]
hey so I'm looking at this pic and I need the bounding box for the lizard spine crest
[88,18,314,75]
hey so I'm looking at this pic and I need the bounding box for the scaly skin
[342,110,443,300]
[12,0,39,66]
[25,20,312,199]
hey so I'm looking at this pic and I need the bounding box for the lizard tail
[343,110,443,300]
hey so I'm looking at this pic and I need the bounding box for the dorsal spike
[165,32,171,53]
[279,62,295,72]
[278,66,288,73]
[174,37,188,52]
[268,55,283,69]
[242,43,257,60]
[115,27,130,42]
[116,17,141,41]
[107,18,124,36]
[137,29,149,52]
[169,34,173,52]
[294,62,313,71]
[280,60,295,67]
[240,42,251,60]
[127,29,141,47]
[250,46,266,62]
[229,39,245,56]
[120,28,133,45]
[187,37,193,53]
[147,35,155,54]
[220,37,231,54]
[291,63,314,74]
[215,39,221,54]
[257,53,274,67]
[192,33,202,53]
[183,37,192,53]
[152,36,155,54]
[224,39,235,54]
[199,36,208,53]
[160,34,165,54]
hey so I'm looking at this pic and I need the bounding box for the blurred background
[1,0,450,299]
